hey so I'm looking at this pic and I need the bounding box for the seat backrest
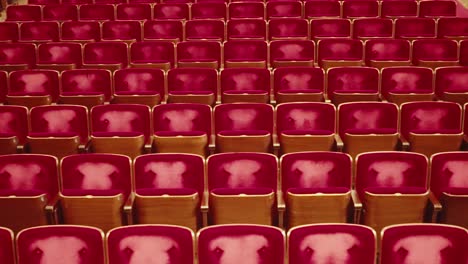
[167,68,218,95]
[214,103,274,134]
[37,42,82,66]
[400,101,462,139]
[270,40,315,61]
[0,43,36,67]
[102,21,143,41]
[342,0,379,18]
[6,5,42,21]
[310,19,351,39]
[224,40,268,62]
[355,151,428,200]
[30,105,89,145]
[207,152,277,191]
[338,102,398,138]
[107,225,195,264]
[273,67,324,94]
[0,105,28,144]
[20,21,60,42]
[114,68,165,96]
[380,0,417,18]
[430,151,468,199]
[0,227,14,264]
[185,20,225,41]
[61,69,112,101]
[116,3,153,20]
[91,104,152,144]
[419,0,456,17]
[228,2,265,19]
[227,19,266,40]
[412,39,458,62]
[79,4,115,21]
[304,0,341,18]
[198,225,285,264]
[394,18,436,38]
[0,154,58,199]
[60,154,132,197]
[61,21,101,41]
[381,224,468,264]
[153,103,211,138]
[130,41,176,67]
[143,20,184,40]
[364,39,411,62]
[134,153,205,197]
[9,70,60,101]
[83,42,129,67]
[176,41,221,63]
[153,3,189,20]
[266,0,302,19]
[221,68,270,94]
[276,102,335,135]
[435,67,468,97]
[43,4,79,21]
[268,18,308,40]
[281,152,351,194]
[288,224,376,264]
[317,39,363,64]
[380,67,433,97]
[191,2,227,20]
[0,22,19,42]
[327,67,379,98]
[437,18,468,38]
[17,225,105,264]
[352,18,393,38]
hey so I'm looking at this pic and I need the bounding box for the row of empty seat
[1,67,468,107]
[0,151,467,233]
[2,18,468,42]
[0,39,467,72]
[1,223,467,263]
[1,101,467,158]
[6,1,459,21]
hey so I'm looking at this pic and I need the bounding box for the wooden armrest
[144,143,152,154]
[334,134,344,152]
[426,191,442,223]
[123,193,135,225]
[351,190,362,224]
[277,191,286,228]
[45,195,60,224]
[399,135,410,151]
[201,191,209,227]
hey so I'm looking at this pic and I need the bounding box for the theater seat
[224,40,268,68]
[191,2,227,20]
[214,103,274,153]
[59,154,133,231]
[19,22,60,43]
[227,19,266,40]
[6,5,41,22]
[60,69,112,109]
[412,39,459,69]
[435,66,468,104]
[37,42,82,71]
[276,102,337,153]
[437,17,468,40]
[400,101,463,157]
[116,3,152,20]
[317,39,363,69]
[0,154,59,233]
[167,68,218,105]
[364,39,411,68]
[0,105,28,154]
[310,19,351,40]
[338,102,399,157]
[0,43,36,72]
[7,69,60,108]
[176,41,221,69]
[273,67,325,103]
[326,66,379,104]
[270,40,315,68]
[220,68,271,103]
[133,154,205,230]
[355,151,431,235]
[207,153,278,225]
[130,41,176,70]
[281,152,353,227]
[27,105,88,159]
[113,68,165,106]
[394,18,436,40]
[152,103,212,156]
[107,225,194,264]
[90,104,152,158]
[17,225,105,264]
[228,2,265,19]
[268,18,308,40]
[185,20,225,41]
[83,42,128,71]
[61,21,101,43]
[380,224,468,264]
